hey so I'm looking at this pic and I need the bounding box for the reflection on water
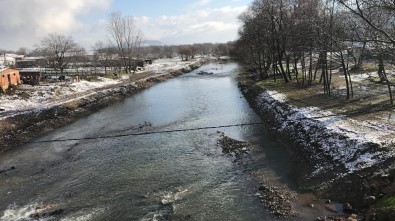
[0,62,298,220]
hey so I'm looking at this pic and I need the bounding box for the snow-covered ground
[0,57,206,115]
[0,77,121,112]
[350,71,394,82]
[143,57,207,73]
[351,73,374,82]
[258,90,395,176]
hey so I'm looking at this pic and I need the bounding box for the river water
[1,62,308,220]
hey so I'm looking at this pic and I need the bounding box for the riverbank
[238,74,395,220]
[0,57,207,151]
[1,61,286,221]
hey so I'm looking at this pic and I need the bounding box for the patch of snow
[0,77,121,113]
[68,77,120,92]
[144,57,205,74]
[351,73,372,82]
[266,90,288,103]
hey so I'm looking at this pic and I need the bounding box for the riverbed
[1,62,328,220]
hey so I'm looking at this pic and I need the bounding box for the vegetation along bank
[232,1,395,220]
[238,78,395,220]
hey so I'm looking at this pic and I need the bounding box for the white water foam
[1,203,47,221]
[160,188,188,205]
[1,203,104,221]
[140,188,189,221]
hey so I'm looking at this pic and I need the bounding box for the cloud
[0,0,112,50]
[135,6,248,45]
[192,0,213,7]
[0,0,249,50]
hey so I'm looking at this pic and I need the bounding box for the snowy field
[0,77,121,112]
[143,57,207,73]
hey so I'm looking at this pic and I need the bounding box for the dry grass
[255,64,395,124]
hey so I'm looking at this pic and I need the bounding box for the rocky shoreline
[238,79,395,220]
[216,132,299,218]
[0,60,205,152]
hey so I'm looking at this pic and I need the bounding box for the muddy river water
[0,62,329,220]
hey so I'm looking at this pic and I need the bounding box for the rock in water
[343,203,354,213]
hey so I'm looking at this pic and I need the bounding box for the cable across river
[23,122,264,144]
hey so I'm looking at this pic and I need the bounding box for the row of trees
[5,11,234,75]
[90,41,232,72]
[29,12,144,74]
[233,0,395,103]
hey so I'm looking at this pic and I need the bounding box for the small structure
[16,59,37,68]
[0,55,16,67]
[0,68,21,92]
[132,59,144,68]
[16,57,47,68]
[19,70,41,85]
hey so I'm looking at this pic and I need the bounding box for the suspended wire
[14,122,263,145]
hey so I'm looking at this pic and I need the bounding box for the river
[1,62,315,220]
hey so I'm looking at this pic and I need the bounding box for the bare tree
[107,11,144,73]
[163,45,175,58]
[235,0,394,104]
[178,45,194,61]
[16,47,29,56]
[70,47,87,69]
[38,33,81,74]
[195,43,214,56]
[337,0,395,104]
[212,43,230,59]
[236,1,273,80]
[337,0,395,46]
[93,41,117,73]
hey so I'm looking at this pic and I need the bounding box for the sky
[0,0,251,52]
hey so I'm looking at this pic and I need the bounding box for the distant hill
[142,40,165,46]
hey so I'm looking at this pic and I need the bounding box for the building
[16,57,47,69]
[0,55,16,67]
[0,68,21,92]
[19,71,41,85]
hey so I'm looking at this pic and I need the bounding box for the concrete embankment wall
[239,82,395,208]
[0,61,204,151]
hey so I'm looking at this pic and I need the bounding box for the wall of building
[0,69,21,92]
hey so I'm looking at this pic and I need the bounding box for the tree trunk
[378,56,386,82]
[301,53,306,85]
[356,41,366,69]
[308,49,313,86]
[346,52,354,98]
[277,53,289,83]
[285,53,292,81]
[378,56,394,105]
[294,56,299,82]
[340,51,350,99]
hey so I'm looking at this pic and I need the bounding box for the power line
[23,122,263,145]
